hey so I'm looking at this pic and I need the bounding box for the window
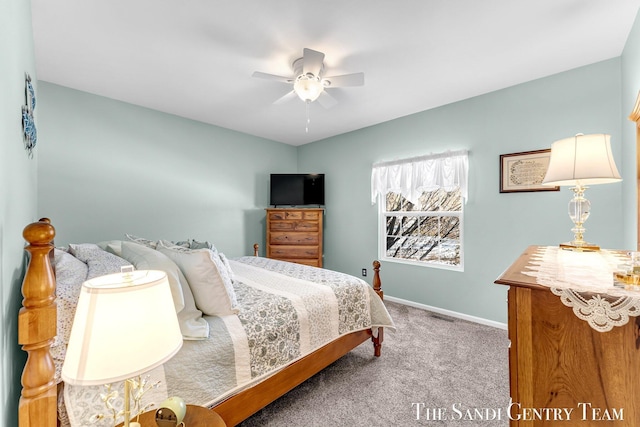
[371,150,468,271]
[382,188,463,269]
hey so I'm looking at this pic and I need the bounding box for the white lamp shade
[61,270,183,386]
[542,133,622,186]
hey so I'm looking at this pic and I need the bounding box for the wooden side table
[495,245,640,426]
[117,404,226,427]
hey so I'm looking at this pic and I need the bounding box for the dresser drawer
[302,211,320,220]
[270,232,319,245]
[269,211,302,220]
[269,220,319,232]
[269,246,319,259]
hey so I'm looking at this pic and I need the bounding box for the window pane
[440,216,460,240]
[385,193,403,212]
[440,189,462,212]
[380,187,463,269]
[401,216,418,235]
[417,188,443,211]
[400,237,417,259]
[423,245,442,262]
[421,216,440,237]
[386,215,401,236]
[439,242,460,265]
[386,235,405,257]
[415,237,437,261]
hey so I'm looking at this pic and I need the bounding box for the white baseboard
[384,295,508,330]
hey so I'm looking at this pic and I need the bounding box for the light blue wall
[37,82,297,256]
[298,59,624,323]
[622,9,640,250]
[0,0,39,425]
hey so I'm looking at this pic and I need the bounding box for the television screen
[270,174,325,206]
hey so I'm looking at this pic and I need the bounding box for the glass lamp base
[559,241,600,252]
[561,184,599,252]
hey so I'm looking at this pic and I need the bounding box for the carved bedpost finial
[372,260,383,300]
[253,243,259,257]
[23,219,55,247]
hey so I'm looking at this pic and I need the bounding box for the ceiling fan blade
[317,90,338,109]
[252,71,293,84]
[322,72,364,88]
[302,48,325,77]
[273,90,297,105]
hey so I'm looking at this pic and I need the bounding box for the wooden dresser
[495,246,640,426]
[265,208,324,267]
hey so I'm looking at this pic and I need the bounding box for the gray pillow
[68,243,131,279]
[52,249,89,384]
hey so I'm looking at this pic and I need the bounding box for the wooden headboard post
[18,218,57,427]
[371,260,384,357]
[372,260,383,300]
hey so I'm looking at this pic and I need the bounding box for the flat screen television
[270,174,325,206]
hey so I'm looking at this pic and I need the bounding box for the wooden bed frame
[18,219,385,427]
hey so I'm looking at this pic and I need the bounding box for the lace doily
[549,288,640,332]
[522,246,640,332]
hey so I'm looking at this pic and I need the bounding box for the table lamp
[61,269,183,427]
[542,133,622,251]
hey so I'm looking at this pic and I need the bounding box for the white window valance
[371,150,469,204]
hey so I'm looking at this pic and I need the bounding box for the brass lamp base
[559,242,600,252]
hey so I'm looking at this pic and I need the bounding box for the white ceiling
[31,0,640,146]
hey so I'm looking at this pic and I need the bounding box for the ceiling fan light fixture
[294,73,323,102]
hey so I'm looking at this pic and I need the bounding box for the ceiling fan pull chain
[305,100,311,133]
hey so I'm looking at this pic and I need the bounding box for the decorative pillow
[189,239,215,250]
[68,243,132,280]
[158,239,185,250]
[157,243,238,316]
[219,252,236,284]
[125,233,157,249]
[120,241,186,312]
[97,240,122,257]
[52,249,89,384]
[172,240,191,248]
[119,241,209,340]
[207,249,237,308]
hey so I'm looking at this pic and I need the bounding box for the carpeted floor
[238,301,510,426]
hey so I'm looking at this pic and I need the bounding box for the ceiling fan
[252,48,364,109]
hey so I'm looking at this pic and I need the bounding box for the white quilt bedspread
[63,257,394,427]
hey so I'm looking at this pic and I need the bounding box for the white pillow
[120,241,186,313]
[157,242,238,316]
[125,233,157,249]
[120,241,209,340]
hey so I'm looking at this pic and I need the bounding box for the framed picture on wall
[499,149,559,193]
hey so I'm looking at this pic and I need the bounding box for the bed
[18,218,393,427]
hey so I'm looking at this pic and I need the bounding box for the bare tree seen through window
[384,188,462,266]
